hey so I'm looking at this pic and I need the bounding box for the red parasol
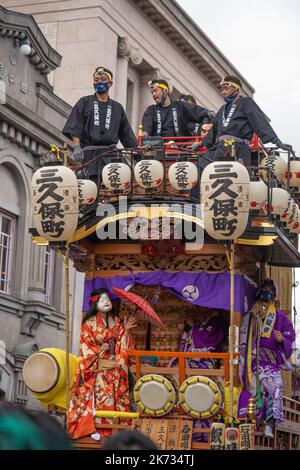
[111,287,165,328]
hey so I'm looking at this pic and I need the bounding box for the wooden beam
[94,244,142,255]
[78,238,95,254]
[184,243,227,255]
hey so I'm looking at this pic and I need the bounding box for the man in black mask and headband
[62,66,138,183]
[142,79,212,138]
[198,75,293,168]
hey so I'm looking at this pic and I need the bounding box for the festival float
[24,132,300,450]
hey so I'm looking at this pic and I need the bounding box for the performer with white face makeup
[68,288,136,440]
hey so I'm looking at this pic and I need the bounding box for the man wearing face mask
[238,279,295,438]
[142,79,211,138]
[62,66,138,183]
[199,75,293,168]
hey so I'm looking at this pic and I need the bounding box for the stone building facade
[0,6,86,409]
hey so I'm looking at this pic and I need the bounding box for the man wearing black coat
[63,66,138,183]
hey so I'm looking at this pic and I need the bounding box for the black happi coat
[62,94,138,148]
[142,100,209,137]
[202,96,279,149]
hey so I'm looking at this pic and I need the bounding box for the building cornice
[0,5,61,75]
[0,91,71,157]
[133,0,254,96]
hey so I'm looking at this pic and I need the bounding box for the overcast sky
[177,0,300,154]
[177,0,300,333]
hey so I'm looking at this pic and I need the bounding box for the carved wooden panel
[73,254,227,273]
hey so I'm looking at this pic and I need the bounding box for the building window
[44,246,54,304]
[0,212,15,294]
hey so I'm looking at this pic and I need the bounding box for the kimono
[238,306,295,422]
[62,95,137,177]
[176,314,226,369]
[200,96,280,168]
[170,313,226,443]
[68,313,134,439]
[142,100,209,137]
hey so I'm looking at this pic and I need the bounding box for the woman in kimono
[238,279,295,437]
[68,288,137,440]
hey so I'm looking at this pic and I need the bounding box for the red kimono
[68,313,134,439]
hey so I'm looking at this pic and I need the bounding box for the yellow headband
[148,80,169,92]
[220,80,241,91]
[93,68,112,81]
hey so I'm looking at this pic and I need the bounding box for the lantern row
[31,159,300,242]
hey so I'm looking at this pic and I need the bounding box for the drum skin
[22,348,79,410]
[179,376,223,419]
[134,374,177,416]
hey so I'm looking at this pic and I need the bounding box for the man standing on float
[142,79,212,138]
[197,75,293,167]
[62,66,138,184]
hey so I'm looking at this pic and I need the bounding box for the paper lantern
[285,159,300,188]
[32,165,79,241]
[280,194,296,222]
[249,179,268,210]
[260,154,287,183]
[270,188,290,218]
[77,179,98,205]
[288,207,300,233]
[134,160,163,189]
[201,161,250,240]
[168,161,198,191]
[102,162,131,192]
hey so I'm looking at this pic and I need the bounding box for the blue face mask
[257,290,274,303]
[224,93,237,103]
[94,82,109,94]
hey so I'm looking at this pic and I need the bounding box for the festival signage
[102,162,131,192]
[77,179,98,205]
[134,160,164,189]
[201,162,250,240]
[168,161,198,191]
[260,154,287,183]
[32,166,79,241]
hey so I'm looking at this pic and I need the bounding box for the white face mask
[97,293,112,313]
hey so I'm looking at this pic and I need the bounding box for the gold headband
[148,80,169,92]
[220,79,241,91]
[93,68,112,81]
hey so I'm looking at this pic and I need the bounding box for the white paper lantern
[168,161,198,191]
[270,188,290,218]
[134,160,163,189]
[77,179,98,205]
[280,194,296,222]
[286,160,300,188]
[249,179,268,210]
[102,162,131,192]
[32,165,79,241]
[288,207,300,233]
[260,154,287,183]
[200,161,250,240]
